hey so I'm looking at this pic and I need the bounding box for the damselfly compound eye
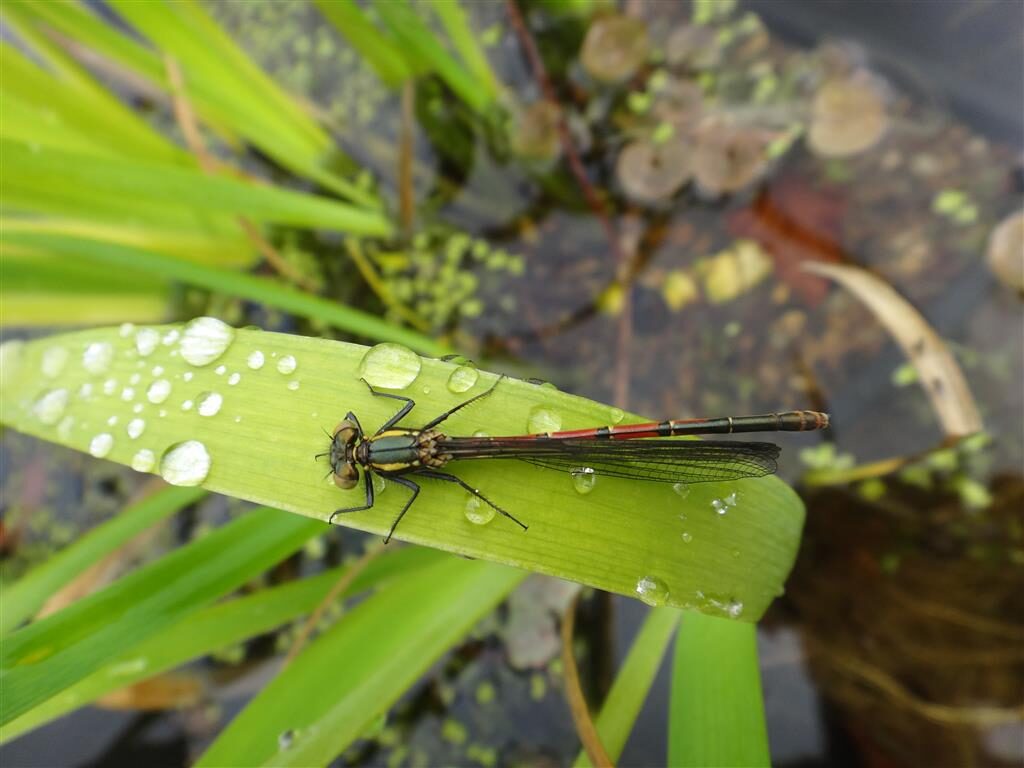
[333,462,359,489]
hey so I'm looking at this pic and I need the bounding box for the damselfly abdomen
[322,377,829,542]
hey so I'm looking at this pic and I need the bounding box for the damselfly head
[330,420,361,489]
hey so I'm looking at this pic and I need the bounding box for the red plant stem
[505,0,633,408]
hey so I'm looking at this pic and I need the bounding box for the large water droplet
[635,575,670,607]
[159,440,211,486]
[89,433,113,458]
[83,341,113,375]
[197,391,223,417]
[464,495,495,526]
[247,350,265,370]
[277,355,297,375]
[446,365,479,394]
[135,328,160,357]
[57,416,75,441]
[33,389,69,425]
[127,418,146,439]
[571,467,597,494]
[180,317,234,366]
[358,343,422,389]
[527,406,562,434]
[41,346,69,378]
[608,407,625,425]
[131,449,155,472]
[147,379,172,404]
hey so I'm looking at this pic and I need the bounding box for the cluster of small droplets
[711,491,739,515]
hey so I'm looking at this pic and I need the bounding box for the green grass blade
[0,546,444,743]
[196,556,525,767]
[0,233,444,354]
[0,247,171,327]
[0,507,322,726]
[668,613,770,767]
[0,322,805,621]
[427,0,503,101]
[0,4,185,163]
[107,0,330,154]
[0,291,169,327]
[3,219,254,268]
[1,140,392,234]
[0,486,204,635]
[373,0,494,114]
[3,0,373,206]
[574,607,681,767]
[312,0,412,87]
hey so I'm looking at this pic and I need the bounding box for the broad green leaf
[0,233,444,354]
[0,321,805,620]
[668,613,770,767]
[0,545,444,743]
[197,556,525,767]
[0,486,204,635]
[0,507,322,726]
[0,140,392,235]
[574,607,681,767]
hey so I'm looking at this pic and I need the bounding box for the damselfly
[322,377,829,542]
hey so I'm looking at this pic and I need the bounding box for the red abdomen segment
[527,411,830,440]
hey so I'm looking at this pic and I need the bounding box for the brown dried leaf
[804,262,982,437]
[98,671,205,711]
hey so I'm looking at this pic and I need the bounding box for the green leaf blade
[0,507,322,726]
[1,323,806,621]
[668,613,770,767]
[0,486,204,635]
[197,557,524,767]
